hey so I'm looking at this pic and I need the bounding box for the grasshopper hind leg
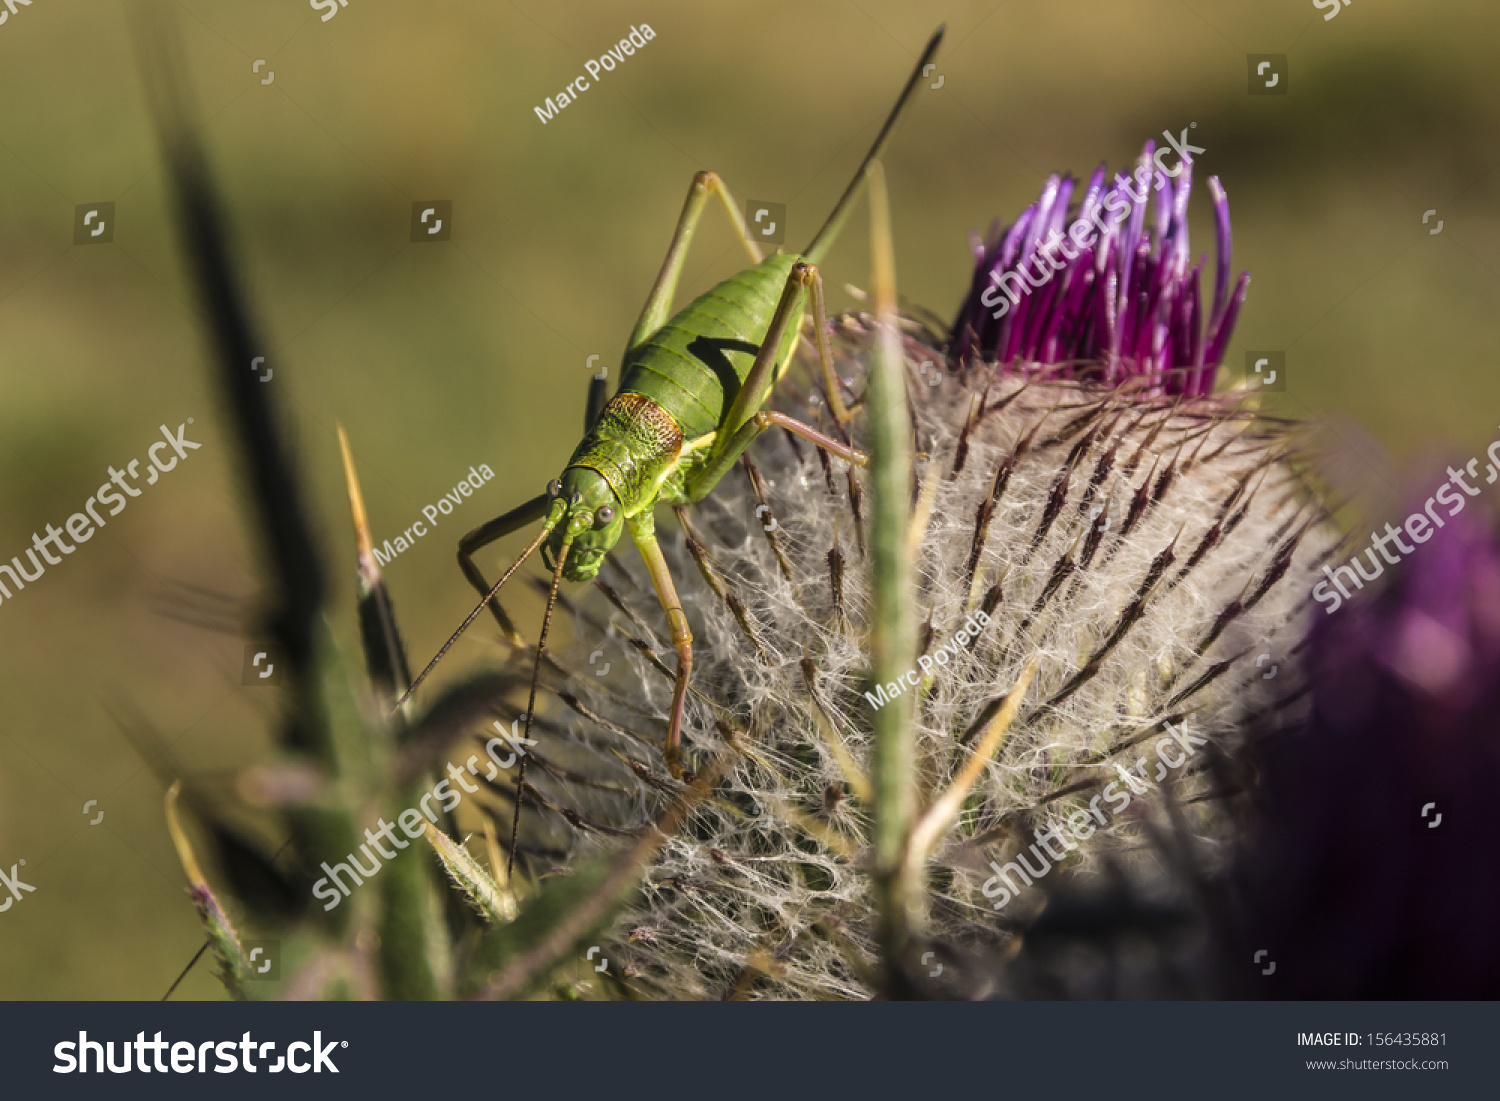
[686,262,869,502]
[624,171,764,359]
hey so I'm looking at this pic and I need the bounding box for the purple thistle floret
[1234,503,1500,997]
[949,143,1249,396]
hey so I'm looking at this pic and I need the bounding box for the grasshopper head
[542,467,624,582]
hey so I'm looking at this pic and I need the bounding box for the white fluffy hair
[501,317,1337,1000]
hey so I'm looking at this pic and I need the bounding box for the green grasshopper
[398,27,945,798]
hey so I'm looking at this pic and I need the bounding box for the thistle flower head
[526,341,1336,999]
[950,143,1248,397]
[1236,500,1500,997]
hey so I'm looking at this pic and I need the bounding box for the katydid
[397,27,945,858]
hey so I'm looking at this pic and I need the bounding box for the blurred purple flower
[1234,500,1500,997]
[949,142,1248,396]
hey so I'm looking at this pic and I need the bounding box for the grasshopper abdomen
[617,252,805,442]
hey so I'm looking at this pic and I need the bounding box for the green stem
[864,161,919,993]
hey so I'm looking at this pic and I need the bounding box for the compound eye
[546,478,562,497]
[595,506,616,526]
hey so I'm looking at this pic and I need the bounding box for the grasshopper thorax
[542,466,624,581]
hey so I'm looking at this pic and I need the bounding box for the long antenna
[803,25,945,265]
[508,535,572,879]
[394,516,560,710]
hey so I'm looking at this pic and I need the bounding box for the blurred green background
[2,0,1498,998]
